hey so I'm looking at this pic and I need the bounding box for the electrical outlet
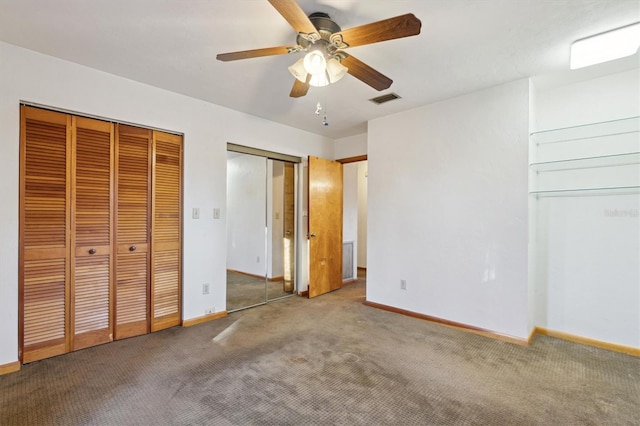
[400,279,407,290]
[202,283,210,295]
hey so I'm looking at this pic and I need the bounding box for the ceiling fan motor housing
[296,12,342,57]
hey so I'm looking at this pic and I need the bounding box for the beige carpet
[1,279,638,425]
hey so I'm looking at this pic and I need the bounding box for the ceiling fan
[216,0,422,98]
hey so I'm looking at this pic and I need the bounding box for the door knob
[285,230,291,236]
[129,245,136,252]
[88,248,97,255]
[307,232,317,238]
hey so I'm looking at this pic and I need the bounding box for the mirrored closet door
[226,147,298,312]
[226,151,268,311]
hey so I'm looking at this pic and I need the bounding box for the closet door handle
[88,248,97,255]
[129,245,136,252]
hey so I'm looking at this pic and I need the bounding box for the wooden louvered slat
[117,128,150,245]
[73,256,110,330]
[115,252,148,338]
[115,124,151,339]
[20,106,70,363]
[116,253,148,322]
[23,258,66,342]
[151,132,182,331]
[23,118,68,249]
[72,117,114,350]
[153,250,180,317]
[74,122,112,247]
[22,258,67,353]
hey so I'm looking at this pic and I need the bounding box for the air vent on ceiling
[369,93,401,105]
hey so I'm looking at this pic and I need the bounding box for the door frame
[336,155,368,164]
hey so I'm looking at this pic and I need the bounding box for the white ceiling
[1,0,638,139]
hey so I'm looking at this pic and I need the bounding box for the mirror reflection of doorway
[226,146,298,312]
[267,161,295,301]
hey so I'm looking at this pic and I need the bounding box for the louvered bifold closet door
[20,106,71,363]
[151,131,182,331]
[115,125,151,339]
[72,117,114,350]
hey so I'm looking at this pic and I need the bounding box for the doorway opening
[340,157,368,285]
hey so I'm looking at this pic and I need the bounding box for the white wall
[535,196,639,346]
[335,133,367,159]
[227,154,267,277]
[367,79,530,340]
[534,69,640,130]
[532,69,640,348]
[0,41,334,366]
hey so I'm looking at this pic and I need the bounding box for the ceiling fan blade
[332,13,421,48]
[341,54,392,91]
[216,46,297,62]
[268,0,319,38]
[290,75,311,98]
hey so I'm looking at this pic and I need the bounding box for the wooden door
[20,107,71,362]
[151,131,182,331]
[21,108,183,361]
[308,156,343,298]
[283,162,295,292]
[71,117,114,350]
[115,125,151,339]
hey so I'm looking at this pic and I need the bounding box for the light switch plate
[213,208,221,219]
[192,208,200,219]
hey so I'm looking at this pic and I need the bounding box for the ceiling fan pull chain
[314,99,328,125]
[321,94,329,127]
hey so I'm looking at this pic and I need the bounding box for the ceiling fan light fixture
[303,50,327,75]
[326,58,348,83]
[309,72,330,87]
[288,57,308,82]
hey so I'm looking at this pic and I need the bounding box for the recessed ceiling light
[570,22,640,70]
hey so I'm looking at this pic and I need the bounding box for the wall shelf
[530,186,640,197]
[530,116,640,145]
[530,152,640,173]
[530,116,640,196]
